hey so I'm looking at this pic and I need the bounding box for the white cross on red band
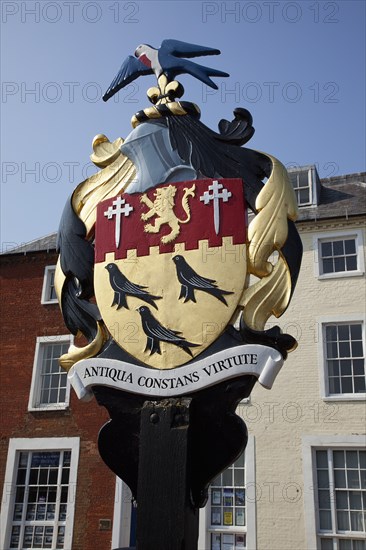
[200,180,232,235]
[104,196,133,248]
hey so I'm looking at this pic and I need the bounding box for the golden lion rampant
[140,184,196,244]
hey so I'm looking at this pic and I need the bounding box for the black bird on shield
[137,306,199,356]
[105,263,161,310]
[172,255,233,305]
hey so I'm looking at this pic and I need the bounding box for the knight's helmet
[121,120,197,193]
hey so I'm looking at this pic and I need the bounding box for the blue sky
[1,0,365,249]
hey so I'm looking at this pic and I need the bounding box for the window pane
[327,342,338,359]
[355,377,366,392]
[337,510,350,530]
[347,470,360,489]
[326,326,338,341]
[298,171,309,187]
[235,489,245,506]
[346,451,359,469]
[222,469,232,486]
[349,491,362,509]
[336,491,348,509]
[329,377,341,394]
[318,470,330,489]
[211,507,221,525]
[328,360,340,376]
[351,342,363,357]
[338,325,350,341]
[211,533,221,550]
[322,259,333,274]
[321,242,332,257]
[320,539,333,550]
[340,360,352,375]
[333,241,344,256]
[234,469,244,486]
[211,474,221,487]
[319,510,332,530]
[341,377,353,394]
[299,188,310,204]
[350,511,364,531]
[346,256,357,271]
[353,360,364,376]
[234,454,245,468]
[344,239,356,254]
[334,450,345,467]
[334,469,346,488]
[319,490,331,508]
[359,451,366,469]
[339,256,351,272]
[351,325,362,340]
[317,451,329,469]
[339,540,352,550]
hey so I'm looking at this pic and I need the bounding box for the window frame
[112,479,136,549]
[0,437,80,550]
[287,166,315,207]
[302,435,366,550]
[317,314,366,402]
[198,435,256,550]
[313,230,365,280]
[28,336,73,412]
[41,266,58,305]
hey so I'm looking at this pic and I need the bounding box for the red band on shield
[95,178,246,262]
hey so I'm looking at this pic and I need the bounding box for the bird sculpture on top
[102,38,229,102]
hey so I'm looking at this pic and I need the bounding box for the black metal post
[136,399,199,550]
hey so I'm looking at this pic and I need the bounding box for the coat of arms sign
[55,39,302,549]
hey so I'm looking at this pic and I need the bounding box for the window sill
[322,394,366,402]
[318,270,364,280]
[208,527,247,533]
[28,403,70,412]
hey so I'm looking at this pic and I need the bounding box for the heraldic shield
[94,178,247,370]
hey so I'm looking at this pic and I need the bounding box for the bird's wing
[163,57,229,89]
[190,274,217,288]
[161,39,221,58]
[180,270,217,289]
[103,55,152,101]
[146,319,181,341]
[112,274,146,294]
[123,279,147,294]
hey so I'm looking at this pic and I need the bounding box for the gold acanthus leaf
[56,134,137,369]
[59,322,109,372]
[240,257,292,331]
[90,134,124,168]
[239,153,299,332]
[247,154,298,278]
[71,134,136,236]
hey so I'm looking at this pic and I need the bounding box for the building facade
[0,237,117,550]
[1,170,365,550]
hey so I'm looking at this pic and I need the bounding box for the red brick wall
[0,251,116,550]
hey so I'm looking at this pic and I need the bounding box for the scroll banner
[68,345,283,401]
